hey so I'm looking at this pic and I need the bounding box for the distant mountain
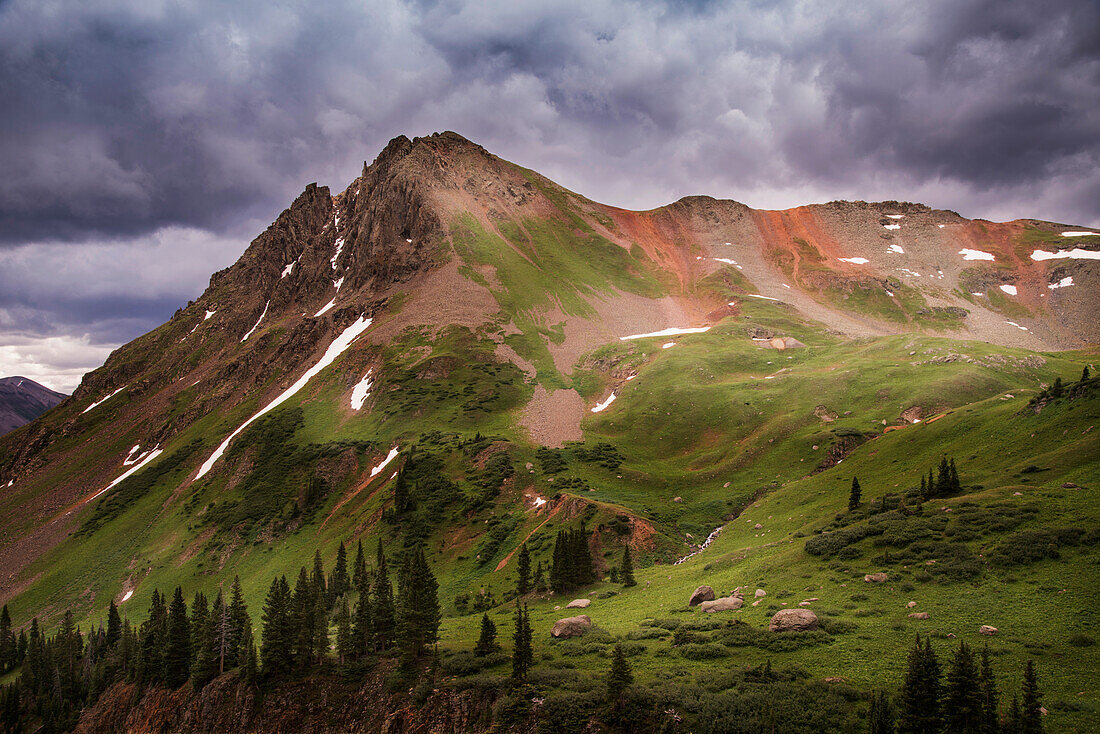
[0,376,66,435]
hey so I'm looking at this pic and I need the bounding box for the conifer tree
[228,576,250,670]
[394,465,414,514]
[606,643,633,704]
[920,474,927,500]
[944,641,982,733]
[1005,695,1021,734]
[474,614,498,656]
[211,591,233,675]
[1050,377,1063,399]
[849,476,862,510]
[330,541,350,603]
[335,598,352,664]
[898,635,942,734]
[976,645,999,734]
[927,468,936,499]
[239,622,258,685]
[0,605,14,671]
[550,530,569,593]
[311,550,327,599]
[397,546,440,658]
[1021,660,1043,734]
[352,569,372,660]
[103,600,121,652]
[1081,365,1091,382]
[620,546,636,587]
[292,567,314,666]
[516,544,531,596]
[353,539,367,591]
[511,604,532,682]
[190,592,213,684]
[868,690,895,734]
[371,540,396,652]
[164,587,191,688]
[533,560,546,592]
[260,576,292,676]
[310,588,328,664]
[949,458,961,493]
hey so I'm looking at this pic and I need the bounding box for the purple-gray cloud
[0,0,1097,389]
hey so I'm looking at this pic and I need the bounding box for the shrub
[679,643,729,660]
[1068,634,1095,647]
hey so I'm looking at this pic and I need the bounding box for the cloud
[0,0,1096,385]
[0,334,114,394]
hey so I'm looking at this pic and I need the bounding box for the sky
[0,0,1097,392]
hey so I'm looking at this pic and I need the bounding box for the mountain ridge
[0,377,67,436]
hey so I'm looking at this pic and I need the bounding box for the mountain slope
[0,377,66,435]
[0,132,1098,731]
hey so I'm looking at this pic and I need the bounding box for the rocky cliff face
[74,673,509,734]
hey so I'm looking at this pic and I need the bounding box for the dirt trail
[495,497,563,571]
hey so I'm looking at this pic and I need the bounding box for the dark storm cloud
[0,0,1097,389]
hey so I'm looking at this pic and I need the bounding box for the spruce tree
[1021,660,1043,734]
[164,587,191,688]
[620,546,636,587]
[371,540,396,652]
[936,457,951,497]
[291,567,314,667]
[944,641,982,733]
[898,635,942,734]
[239,622,258,685]
[511,604,532,682]
[550,530,569,593]
[352,569,372,660]
[1081,365,1091,382]
[394,465,413,514]
[0,605,14,671]
[474,614,498,656]
[976,646,999,734]
[190,592,214,685]
[331,541,350,603]
[949,458,961,493]
[335,598,352,664]
[920,474,927,500]
[211,591,231,675]
[311,550,327,600]
[927,468,936,499]
[849,476,862,510]
[606,643,633,704]
[1005,695,1021,734]
[868,690,895,734]
[1050,377,1064,399]
[533,560,546,592]
[228,576,250,670]
[353,539,367,591]
[516,544,531,596]
[105,601,122,651]
[397,546,440,659]
[310,588,328,664]
[260,576,292,675]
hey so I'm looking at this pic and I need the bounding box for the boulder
[566,599,590,609]
[673,496,683,502]
[769,609,819,632]
[906,601,917,608]
[755,589,767,598]
[688,585,715,606]
[754,523,763,529]
[864,573,889,583]
[979,625,998,636]
[908,612,930,620]
[551,615,592,638]
[700,596,744,613]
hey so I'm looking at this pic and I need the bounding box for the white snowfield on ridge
[195,315,374,480]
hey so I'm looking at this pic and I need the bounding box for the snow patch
[331,238,345,269]
[533,496,547,508]
[1030,248,1100,261]
[886,214,904,219]
[782,283,791,289]
[1061,231,1098,237]
[314,299,336,317]
[591,393,617,413]
[405,238,413,243]
[625,374,637,381]
[713,258,737,265]
[82,385,127,414]
[897,268,921,277]
[204,309,216,321]
[121,590,133,603]
[1006,321,1029,332]
[838,257,870,264]
[281,260,296,278]
[745,294,780,301]
[889,244,905,254]
[123,445,143,466]
[937,224,946,228]
[883,224,901,230]
[370,447,399,477]
[333,277,344,292]
[885,290,894,297]
[240,301,270,342]
[195,316,374,479]
[662,341,676,349]
[1047,276,1074,290]
[958,248,995,261]
[6,479,13,488]
[350,370,373,410]
[620,326,710,340]
[999,284,1018,296]
[88,446,164,502]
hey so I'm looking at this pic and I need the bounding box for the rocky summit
[0,132,1097,733]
